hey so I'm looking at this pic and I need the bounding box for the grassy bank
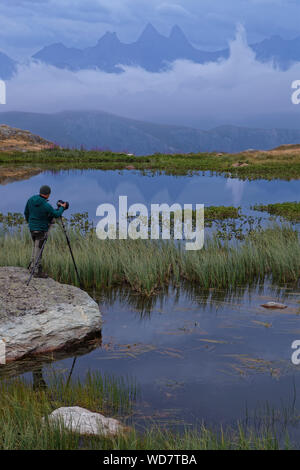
[0,223,299,295]
[1,146,300,179]
[253,202,300,222]
[0,373,291,450]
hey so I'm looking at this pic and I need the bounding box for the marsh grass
[2,147,300,179]
[0,369,139,450]
[0,223,299,295]
[253,202,300,222]
[0,372,292,449]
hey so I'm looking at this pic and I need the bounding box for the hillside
[0,124,53,152]
[1,111,300,156]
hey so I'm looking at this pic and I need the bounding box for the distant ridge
[1,110,300,155]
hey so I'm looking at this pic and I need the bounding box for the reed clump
[0,223,299,295]
[0,370,138,450]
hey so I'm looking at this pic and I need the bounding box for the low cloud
[3,26,300,129]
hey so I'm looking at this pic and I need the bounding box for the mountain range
[0,51,17,79]
[32,24,227,73]
[1,110,300,155]
[2,24,300,79]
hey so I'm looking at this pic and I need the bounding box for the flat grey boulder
[46,406,124,436]
[0,267,102,362]
[261,301,287,309]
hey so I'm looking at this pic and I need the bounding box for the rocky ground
[0,267,102,362]
[0,124,53,152]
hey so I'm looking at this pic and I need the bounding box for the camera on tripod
[57,200,69,210]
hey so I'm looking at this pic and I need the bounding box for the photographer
[24,185,68,278]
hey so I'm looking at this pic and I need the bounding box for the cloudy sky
[1,0,300,129]
[1,0,300,59]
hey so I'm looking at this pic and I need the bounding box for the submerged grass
[0,223,299,295]
[0,373,293,450]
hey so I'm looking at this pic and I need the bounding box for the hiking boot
[33,271,49,279]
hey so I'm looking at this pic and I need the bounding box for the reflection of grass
[0,370,138,450]
[0,366,297,449]
[0,372,292,449]
[253,202,300,222]
[1,224,300,295]
[2,147,300,179]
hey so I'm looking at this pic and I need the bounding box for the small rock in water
[261,302,287,309]
[46,406,125,436]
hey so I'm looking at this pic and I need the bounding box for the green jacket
[24,195,65,232]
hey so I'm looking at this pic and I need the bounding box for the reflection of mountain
[32,24,300,72]
[0,167,42,185]
[2,110,300,155]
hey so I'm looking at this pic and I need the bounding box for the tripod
[27,217,82,288]
[58,217,82,288]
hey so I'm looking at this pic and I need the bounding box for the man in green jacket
[24,185,67,278]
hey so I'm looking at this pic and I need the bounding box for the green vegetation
[204,205,240,221]
[253,202,300,222]
[0,219,299,295]
[0,370,136,450]
[2,146,300,179]
[0,373,292,450]
[0,206,241,230]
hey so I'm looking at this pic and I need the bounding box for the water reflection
[1,283,300,433]
[90,281,297,318]
[0,169,300,218]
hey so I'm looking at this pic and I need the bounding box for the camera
[57,200,69,210]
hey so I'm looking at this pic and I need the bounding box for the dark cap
[40,185,51,196]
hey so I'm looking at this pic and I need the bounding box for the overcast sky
[1,1,300,129]
[1,0,300,59]
[3,26,298,129]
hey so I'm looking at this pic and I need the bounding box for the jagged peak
[169,25,191,45]
[97,31,120,45]
[138,23,162,41]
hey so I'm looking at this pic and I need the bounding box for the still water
[0,169,300,217]
[1,169,300,435]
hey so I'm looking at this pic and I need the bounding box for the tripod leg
[59,218,82,287]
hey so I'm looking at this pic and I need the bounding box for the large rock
[0,267,102,362]
[46,406,125,436]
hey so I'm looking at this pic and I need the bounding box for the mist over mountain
[252,35,300,69]
[31,24,300,73]
[32,24,227,73]
[2,24,300,81]
[1,110,300,155]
